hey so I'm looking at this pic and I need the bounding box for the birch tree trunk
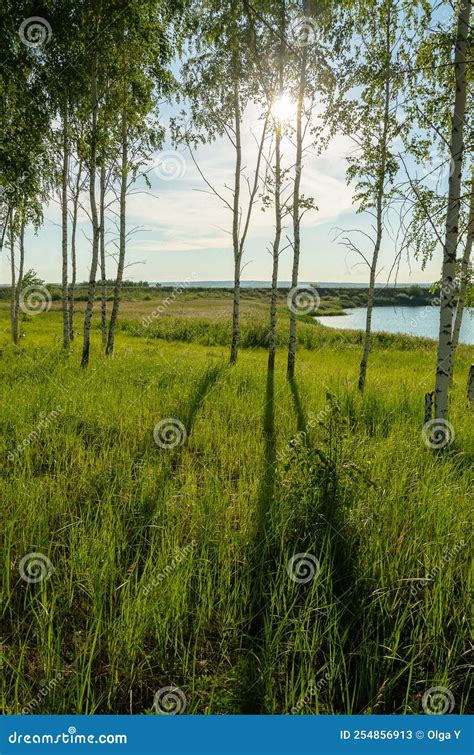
[230,73,242,365]
[267,135,281,372]
[287,29,308,381]
[15,221,25,340]
[106,106,127,356]
[449,167,473,375]
[358,5,392,393]
[81,57,100,368]
[10,223,18,345]
[267,2,285,372]
[69,159,82,342]
[99,163,107,346]
[61,104,70,349]
[0,206,11,253]
[434,0,471,420]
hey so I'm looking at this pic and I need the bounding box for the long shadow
[129,363,224,557]
[289,377,307,436]
[239,366,277,713]
[240,376,362,714]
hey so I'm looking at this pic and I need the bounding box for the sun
[271,92,297,123]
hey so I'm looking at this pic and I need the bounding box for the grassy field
[0,297,472,715]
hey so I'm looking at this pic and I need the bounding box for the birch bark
[99,163,107,346]
[61,104,70,349]
[81,56,100,368]
[69,159,82,342]
[358,4,392,392]
[106,106,127,356]
[287,29,308,381]
[449,167,473,375]
[230,72,242,365]
[434,0,471,420]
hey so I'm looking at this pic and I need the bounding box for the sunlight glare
[271,92,297,123]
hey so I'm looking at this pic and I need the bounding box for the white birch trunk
[358,4,392,393]
[230,73,242,365]
[10,222,17,345]
[99,163,107,346]
[81,57,100,368]
[61,105,70,349]
[106,106,127,356]
[434,0,471,420]
[268,4,285,371]
[449,167,473,376]
[69,159,82,342]
[287,28,308,381]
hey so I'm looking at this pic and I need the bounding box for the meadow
[1,295,472,715]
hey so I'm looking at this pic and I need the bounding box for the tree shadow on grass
[129,363,225,556]
[239,378,363,714]
[289,376,307,436]
[238,365,277,713]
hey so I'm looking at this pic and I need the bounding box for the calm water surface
[315,306,474,345]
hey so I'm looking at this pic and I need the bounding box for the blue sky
[1,107,445,286]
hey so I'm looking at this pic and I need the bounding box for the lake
[315,306,474,345]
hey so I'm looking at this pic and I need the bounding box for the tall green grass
[0,310,472,714]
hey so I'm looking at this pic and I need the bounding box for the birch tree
[403,0,472,393]
[175,0,268,364]
[433,0,471,420]
[286,0,336,380]
[338,0,413,392]
[106,1,178,356]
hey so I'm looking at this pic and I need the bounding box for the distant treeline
[0,283,436,308]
